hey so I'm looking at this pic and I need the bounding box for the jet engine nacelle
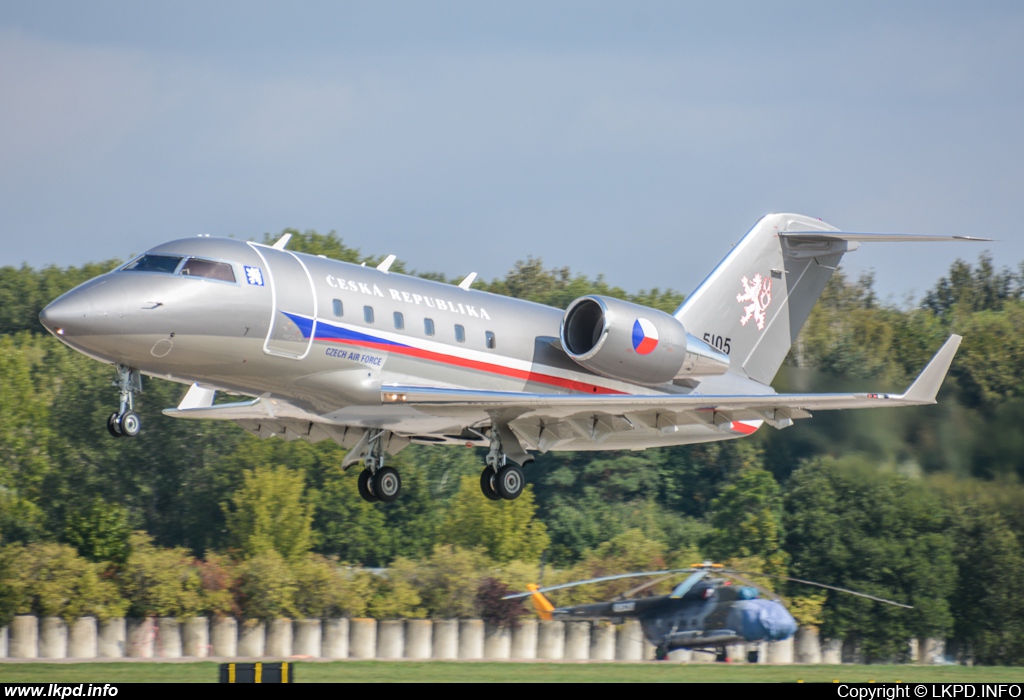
[559,295,731,386]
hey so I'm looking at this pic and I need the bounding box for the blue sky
[1,1,1022,303]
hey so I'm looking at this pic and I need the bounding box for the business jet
[38,213,980,504]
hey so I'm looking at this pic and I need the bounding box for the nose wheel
[107,365,142,438]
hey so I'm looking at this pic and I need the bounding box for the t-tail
[674,213,987,386]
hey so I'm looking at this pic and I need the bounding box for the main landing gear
[479,433,525,501]
[106,365,142,438]
[356,429,402,503]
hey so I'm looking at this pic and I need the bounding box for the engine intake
[560,295,730,386]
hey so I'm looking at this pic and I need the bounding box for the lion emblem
[737,273,773,331]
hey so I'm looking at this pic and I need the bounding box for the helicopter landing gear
[747,649,759,664]
[480,432,525,501]
[356,429,402,503]
[107,365,142,438]
[655,645,669,661]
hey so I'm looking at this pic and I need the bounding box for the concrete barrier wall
[322,618,348,659]
[39,617,68,659]
[483,623,510,659]
[237,620,265,657]
[376,620,404,659]
[404,620,432,659]
[69,617,97,659]
[156,618,182,658]
[183,618,209,658]
[126,618,155,658]
[265,619,292,658]
[590,622,615,660]
[458,619,484,659]
[432,620,458,660]
[795,626,822,664]
[0,614,947,663]
[564,621,590,660]
[537,620,564,660]
[349,618,377,659]
[293,619,321,658]
[616,620,643,661]
[211,618,237,658]
[510,619,537,660]
[98,618,125,658]
[10,615,38,659]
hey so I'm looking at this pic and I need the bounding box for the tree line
[1,230,1023,664]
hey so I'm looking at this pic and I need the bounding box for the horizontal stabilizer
[780,232,992,243]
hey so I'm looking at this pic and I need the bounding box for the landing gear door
[248,243,318,360]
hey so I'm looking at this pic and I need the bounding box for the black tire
[373,467,402,502]
[107,413,123,437]
[479,468,501,501]
[655,645,668,661]
[357,469,378,502]
[496,464,524,500]
[747,649,759,663]
[119,411,141,437]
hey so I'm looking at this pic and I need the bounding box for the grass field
[2,661,1023,683]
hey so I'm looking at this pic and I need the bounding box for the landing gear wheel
[715,649,728,663]
[747,649,759,664]
[372,467,402,502]
[119,412,141,437]
[496,464,524,500]
[479,468,501,501]
[107,413,123,438]
[357,469,378,502]
[655,645,668,661]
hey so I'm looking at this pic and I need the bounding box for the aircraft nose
[39,294,89,338]
[39,278,127,340]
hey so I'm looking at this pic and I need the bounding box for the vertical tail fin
[674,213,851,386]
[526,583,555,621]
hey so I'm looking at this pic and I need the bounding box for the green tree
[234,549,297,620]
[224,466,313,561]
[119,532,202,618]
[391,545,490,619]
[701,464,787,575]
[440,476,549,564]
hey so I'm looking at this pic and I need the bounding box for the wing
[382,335,961,426]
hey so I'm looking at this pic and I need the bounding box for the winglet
[900,335,962,404]
[458,272,477,290]
[376,254,397,273]
[271,233,292,250]
[526,583,555,621]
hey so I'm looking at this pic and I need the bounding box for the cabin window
[424,318,435,336]
[121,254,182,274]
[179,258,236,283]
[364,306,374,323]
[455,324,466,343]
[393,311,405,330]
[332,299,344,317]
[485,331,496,349]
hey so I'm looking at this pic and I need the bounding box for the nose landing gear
[107,365,142,438]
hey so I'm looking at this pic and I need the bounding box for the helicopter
[505,562,912,661]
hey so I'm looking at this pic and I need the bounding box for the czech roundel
[632,318,659,355]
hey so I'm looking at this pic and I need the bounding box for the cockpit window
[179,258,236,283]
[121,255,182,274]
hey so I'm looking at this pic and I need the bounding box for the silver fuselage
[39,237,771,450]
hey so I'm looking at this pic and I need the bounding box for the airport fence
[0,615,948,663]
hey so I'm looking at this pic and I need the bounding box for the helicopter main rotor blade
[728,570,913,609]
[616,574,676,600]
[502,569,697,600]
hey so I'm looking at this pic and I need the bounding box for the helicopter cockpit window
[179,258,236,283]
[121,254,182,274]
